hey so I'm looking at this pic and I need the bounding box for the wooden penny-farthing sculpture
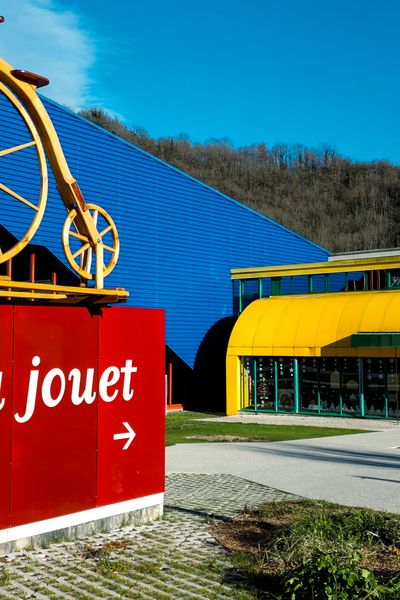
[0,16,119,289]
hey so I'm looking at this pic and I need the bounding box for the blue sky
[1,0,400,164]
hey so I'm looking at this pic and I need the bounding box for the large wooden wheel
[0,81,48,262]
[62,203,119,281]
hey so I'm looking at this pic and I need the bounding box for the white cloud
[0,0,95,109]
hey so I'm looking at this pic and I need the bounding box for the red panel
[0,307,13,529]
[11,307,98,526]
[97,308,165,506]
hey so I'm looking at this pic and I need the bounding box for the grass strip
[166,411,370,446]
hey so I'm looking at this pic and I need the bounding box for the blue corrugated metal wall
[0,93,329,368]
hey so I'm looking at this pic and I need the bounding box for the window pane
[292,275,309,295]
[311,274,327,293]
[242,279,259,310]
[389,269,400,289]
[386,359,400,418]
[364,358,386,416]
[300,358,319,412]
[277,357,295,411]
[329,272,347,292]
[341,358,360,415]
[232,280,240,315]
[260,278,271,298]
[347,271,366,292]
[319,357,341,414]
[280,277,293,295]
[256,357,275,411]
[241,357,254,410]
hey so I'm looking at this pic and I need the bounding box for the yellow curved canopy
[227,290,400,358]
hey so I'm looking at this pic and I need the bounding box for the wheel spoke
[69,230,90,243]
[0,183,39,211]
[0,140,36,157]
[99,224,113,237]
[102,243,116,253]
[72,242,91,260]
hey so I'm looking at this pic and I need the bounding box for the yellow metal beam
[0,279,128,303]
[0,279,128,297]
[0,290,67,299]
[231,255,400,280]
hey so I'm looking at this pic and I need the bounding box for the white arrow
[113,422,136,450]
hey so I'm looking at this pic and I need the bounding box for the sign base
[0,494,163,553]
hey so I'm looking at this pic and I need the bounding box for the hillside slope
[79,108,400,253]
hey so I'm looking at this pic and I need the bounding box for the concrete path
[167,429,400,513]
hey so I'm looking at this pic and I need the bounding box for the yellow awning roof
[227,290,400,357]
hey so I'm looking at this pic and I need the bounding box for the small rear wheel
[62,203,119,281]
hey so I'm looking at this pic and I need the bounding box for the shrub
[283,551,379,599]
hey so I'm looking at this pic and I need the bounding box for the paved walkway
[167,429,400,513]
[0,474,299,599]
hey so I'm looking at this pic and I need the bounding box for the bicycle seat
[11,69,49,88]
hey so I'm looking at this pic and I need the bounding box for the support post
[359,358,365,417]
[294,358,300,414]
[226,355,241,415]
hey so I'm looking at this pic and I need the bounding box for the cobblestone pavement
[0,474,301,599]
[166,472,302,518]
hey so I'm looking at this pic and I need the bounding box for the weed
[0,568,9,587]
[81,539,129,559]
[25,540,36,551]
[284,550,379,599]
[97,557,131,576]
[133,560,160,575]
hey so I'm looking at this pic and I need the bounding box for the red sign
[0,306,165,534]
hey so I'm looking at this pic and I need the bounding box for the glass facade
[241,356,400,419]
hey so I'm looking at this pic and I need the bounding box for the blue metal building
[0,94,329,405]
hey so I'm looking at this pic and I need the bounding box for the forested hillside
[79,108,400,253]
